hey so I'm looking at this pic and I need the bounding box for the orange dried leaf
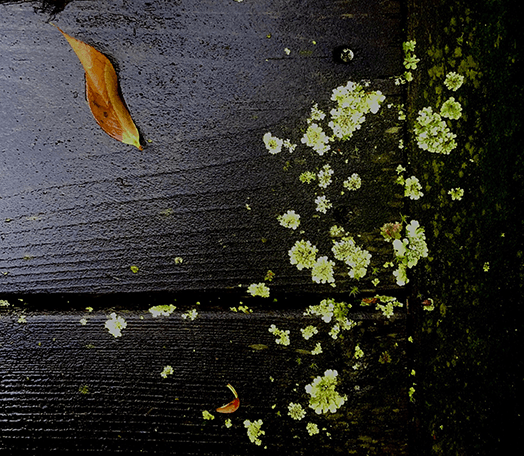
[54,25,142,150]
[216,383,240,414]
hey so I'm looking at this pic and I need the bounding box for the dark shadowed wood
[0,301,408,454]
[1,0,404,294]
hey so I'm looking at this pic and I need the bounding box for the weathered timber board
[0,303,408,454]
[0,0,404,294]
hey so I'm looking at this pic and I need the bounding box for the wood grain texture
[1,0,403,294]
[0,304,408,454]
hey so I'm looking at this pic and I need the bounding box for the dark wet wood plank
[0,0,404,294]
[0,303,408,454]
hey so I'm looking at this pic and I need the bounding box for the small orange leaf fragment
[53,24,142,150]
[216,383,240,414]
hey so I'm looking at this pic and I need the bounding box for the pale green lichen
[79,318,88,326]
[149,304,177,318]
[354,345,364,359]
[361,295,404,318]
[230,305,252,313]
[289,240,318,270]
[160,365,174,378]
[311,256,335,284]
[278,210,301,230]
[18,315,27,324]
[314,195,332,213]
[414,107,457,154]
[247,282,270,298]
[288,402,306,420]
[301,123,331,155]
[305,369,347,414]
[202,410,215,420]
[317,164,334,188]
[328,81,385,140]
[299,171,316,184]
[268,324,290,346]
[263,132,284,154]
[283,139,297,152]
[440,97,462,120]
[308,103,326,122]
[306,422,320,436]
[331,237,371,280]
[448,187,464,200]
[244,419,265,445]
[181,309,198,321]
[105,313,127,338]
[311,342,323,355]
[444,71,464,91]
[300,325,318,340]
[343,173,361,191]
[225,418,233,428]
[397,175,424,200]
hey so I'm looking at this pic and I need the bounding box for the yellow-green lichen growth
[160,365,174,378]
[202,410,215,420]
[149,304,177,318]
[305,369,347,414]
[244,419,265,446]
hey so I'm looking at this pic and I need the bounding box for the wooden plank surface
[1,0,404,294]
[0,298,408,454]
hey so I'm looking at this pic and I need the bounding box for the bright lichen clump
[331,237,371,280]
[448,187,464,200]
[181,309,198,321]
[149,304,177,317]
[300,325,319,340]
[289,240,318,270]
[247,282,270,298]
[202,410,215,420]
[381,219,428,286]
[105,312,127,338]
[311,256,335,284]
[268,324,290,346]
[160,365,174,378]
[288,402,306,420]
[414,107,457,154]
[278,210,301,230]
[305,369,347,414]
[244,419,265,446]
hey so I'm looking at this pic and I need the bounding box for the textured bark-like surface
[0,0,404,294]
[0,303,408,454]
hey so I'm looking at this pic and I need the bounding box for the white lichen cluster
[105,313,127,338]
[305,369,347,414]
